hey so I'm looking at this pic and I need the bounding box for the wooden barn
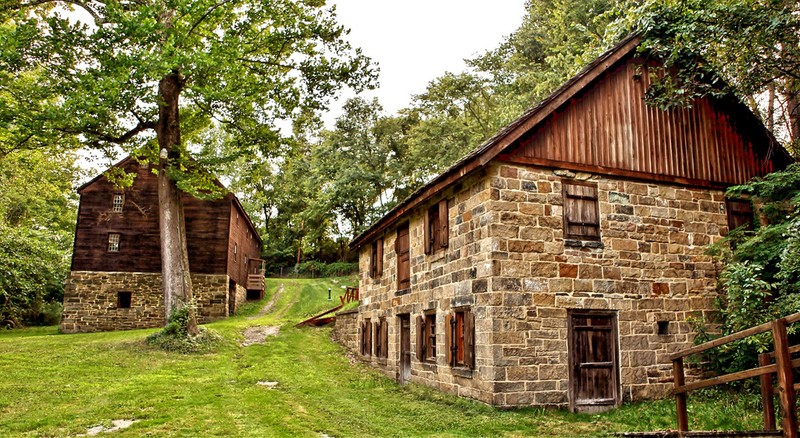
[334,35,794,412]
[61,156,265,333]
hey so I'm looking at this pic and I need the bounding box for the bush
[699,164,800,373]
[146,305,223,354]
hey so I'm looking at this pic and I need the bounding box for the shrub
[146,304,223,354]
[699,164,800,374]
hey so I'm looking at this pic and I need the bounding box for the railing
[671,312,800,437]
[246,258,266,291]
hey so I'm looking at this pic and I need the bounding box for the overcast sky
[326,0,527,123]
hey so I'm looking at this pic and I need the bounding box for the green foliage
[0,150,76,327]
[146,304,222,354]
[700,164,800,373]
[624,0,800,150]
[295,261,358,278]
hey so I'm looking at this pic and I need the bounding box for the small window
[562,180,600,241]
[234,243,238,261]
[446,308,475,369]
[417,312,437,363]
[107,233,120,252]
[424,199,449,254]
[370,238,384,278]
[726,198,754,232]
[117,291,132,308]
[360,319,372,356]
[112,194,124,212]
[244,255,249,267]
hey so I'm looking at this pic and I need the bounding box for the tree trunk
[156,71,198,335]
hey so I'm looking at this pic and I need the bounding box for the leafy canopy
[1,0,376,175]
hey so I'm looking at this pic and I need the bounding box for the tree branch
[57,120,156,146]
[11,0,105,24]
[181,0,236,46]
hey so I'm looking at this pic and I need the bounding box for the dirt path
[248,284,284,320]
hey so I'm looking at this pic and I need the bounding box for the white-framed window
[112,194,124,213]
[108,233,120,252]
[234,243,238,261]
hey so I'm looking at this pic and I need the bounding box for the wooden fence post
[673,357,688,433]
[772,318,797,438]
[758,352,776,431]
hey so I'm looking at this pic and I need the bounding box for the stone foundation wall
[332,309,359,352]
[342,162,726,409]
[61,271,230,333]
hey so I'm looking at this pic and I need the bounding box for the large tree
[1,0,375,332]
[623,0,800,153]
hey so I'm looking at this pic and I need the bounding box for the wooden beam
[759,353,777,431]
[772,318,798,438]
[673,363,777,394]
[674,358,688,433]
[670,311,800,361]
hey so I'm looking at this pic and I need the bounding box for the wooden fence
[671,312,800,437]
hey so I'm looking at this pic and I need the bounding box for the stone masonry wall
[341,161,726,409]
[353,168,498,404]
[61,271,230,333]
[332,309,359,352]
[485,163,725,407]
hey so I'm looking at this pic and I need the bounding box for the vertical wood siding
[509,57,788,186]
[72,159,261,279]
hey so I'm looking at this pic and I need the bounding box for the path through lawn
[0,277,765,437]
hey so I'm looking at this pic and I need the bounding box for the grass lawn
[0,277,765,437]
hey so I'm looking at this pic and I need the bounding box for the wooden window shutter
[438,199,449,249]
[726,199,754,231]
[359,322,365,355]
[369,242,377,278]
[464,310,475,369]
[376,237,384,274]
[416,316,424,360]
[423,209,432,255]
[373,321,378,357]
[563,181,600,240]
[381,319,388,358]
[445,313,453,367]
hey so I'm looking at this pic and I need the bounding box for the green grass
[0,278,766,437]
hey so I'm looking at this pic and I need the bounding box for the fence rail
[671,312,800,437]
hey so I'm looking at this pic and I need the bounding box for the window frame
[360,318,372,357]
[107,233,121,252]
[726,198,754,232]
[111,194,124,213]
[417,312,437,363]
[396,223,411,291]
[370,237,384,278]
[374,317,388,359]
[562,180,601,241]
[446,307,475,369]
[424,199,449,255]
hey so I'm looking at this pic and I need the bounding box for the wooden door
[396,224,410,291]
[228,279,236,316]
[568,311,620,413]
[399,314,411,384]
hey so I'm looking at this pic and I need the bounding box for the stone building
[334,36,794,412]
[61,157,265,333]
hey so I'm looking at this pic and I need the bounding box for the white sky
[326,0,527,122]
